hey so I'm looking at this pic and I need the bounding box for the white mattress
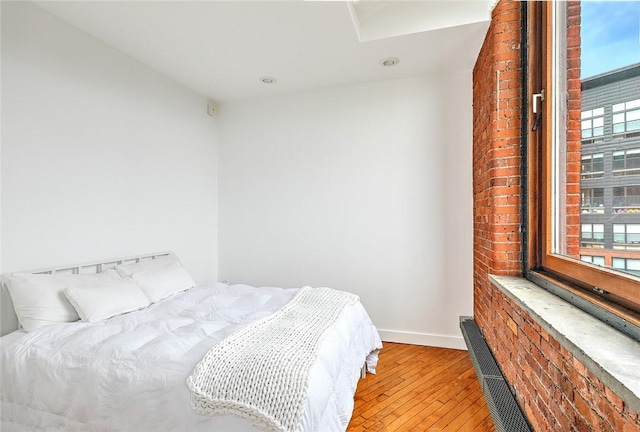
[0,283,382,432]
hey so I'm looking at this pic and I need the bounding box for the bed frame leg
[361,364,367,379]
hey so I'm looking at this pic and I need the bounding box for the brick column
[566,1,582,258]
[472,0,523,329]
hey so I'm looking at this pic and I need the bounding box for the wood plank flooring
[347,342,496,432]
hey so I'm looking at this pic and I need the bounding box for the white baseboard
[377,329,467,350]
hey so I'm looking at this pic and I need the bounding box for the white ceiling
[34,1,491,102]
[350,0,490,41]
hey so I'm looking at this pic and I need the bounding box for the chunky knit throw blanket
[186,286,359,432]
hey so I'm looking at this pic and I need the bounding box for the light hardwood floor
[347,342,497,432]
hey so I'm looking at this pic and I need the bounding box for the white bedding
[0,283,382,432]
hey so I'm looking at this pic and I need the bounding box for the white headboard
[0,251,173,336]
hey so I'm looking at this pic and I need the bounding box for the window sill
[489,274,640,414]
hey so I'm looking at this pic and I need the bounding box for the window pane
[628,153,640,170]
[613,187,625,207]
[613,156,625,170]
[629,233,640,243]
[593,156,604,172]
[612,258,625,269]
[613,113,625,124]
[543,0,640,311]
[627,259,640,271]
[593,188,604,205]
[628,224,640,234]
[628,99,640,110]
[628,110,640,122]
[628,186,640,206]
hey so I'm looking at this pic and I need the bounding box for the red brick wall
[472,1,640,430]
[472,0,523,330]
[482,284,640,431]
[566,1,582,258]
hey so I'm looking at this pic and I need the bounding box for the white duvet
[0,283,382,432]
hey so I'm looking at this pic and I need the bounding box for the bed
[0,252,382,432]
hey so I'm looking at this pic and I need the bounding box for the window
[613,224,640,249]
[581,255,605,266]
[527,1,640,317]
[581,153,604,179]
[613,148,640,176]
[580,188,604,213]
[612,99,640,135]
[581,223,604,248]
[612,257,640,277]
[613,186,640,213]
[581,108,604,139]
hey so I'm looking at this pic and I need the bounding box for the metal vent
[460,319,502,380]
[460,317,532,432]
[485,378,532,432]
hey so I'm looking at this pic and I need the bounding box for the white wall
[218,74,473,349]
[2,1,474,349]
[1,2,218,282]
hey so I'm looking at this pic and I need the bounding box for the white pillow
[65,279,150,323]
[6,270,122,332]
[132,263,196,303]
[115,255,178,278]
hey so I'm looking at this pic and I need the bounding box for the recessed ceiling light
[381,57,400,67]
[260,76,277,84]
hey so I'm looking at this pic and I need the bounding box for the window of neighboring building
[581,255,606,266]
[612,257,640,277]
[581,108,605,139]
[613,224,640,249]
[613,185,640,213]
[613,148,640,176]
[581,188,604,213]
[612,98,640,135]
[581,153,604,179]
[581,223,605,248]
